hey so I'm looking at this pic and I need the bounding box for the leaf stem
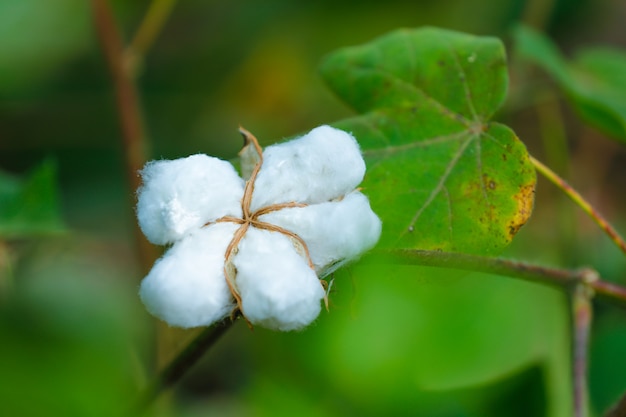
[134,318,236,413]
[592,280,626,304]
[125,0,178,76]
[368,249,626,306]
[91,0,158,273]
[572,284,592,417]
[530,155,626,256]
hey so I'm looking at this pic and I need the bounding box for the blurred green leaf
[0,160,64,238]
[324,265,568,392]
[589,314,626,414]
[320,27,535,255]
[0,237,145,417]
[513,25,626,143]
[247,265,567,416]
[0,0,90,97]
[243,374,344,417]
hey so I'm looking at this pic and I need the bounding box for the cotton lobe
[137,155,244,245]
[137,125,381,331]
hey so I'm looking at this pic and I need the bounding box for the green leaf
[513,25,626,143]
[589,314,626,414]
[0,160,64,238]
[0,237,145,417]
[265,265,569,415]
[0,0,90,97]
[320,27,535,255]
[314,28,569,407]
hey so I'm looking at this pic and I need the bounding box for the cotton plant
[136,125,382,331]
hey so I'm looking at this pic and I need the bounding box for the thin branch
[0,241,13,301]
[592,280,626,305]
[572,283,592,417]
[125,0,178,76]
[133,318,236,413]
[530,155,626,256]
[93,2,231,413]
[371,248,581,285]
[92,0,147,192]
[367,249,626,306]
[91,0,158,273]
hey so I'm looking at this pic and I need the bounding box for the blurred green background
[1,0,626,416]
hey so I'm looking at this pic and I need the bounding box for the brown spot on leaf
[507,182,535,240]
[481,174,496,191]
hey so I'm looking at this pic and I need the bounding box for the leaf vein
[475,136,491,207]
[401,134,475,239]
[442,185,453,243]
[446,41,480,122]
[363,128,468,158]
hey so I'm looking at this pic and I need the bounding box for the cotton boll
[137,154,244,245]
[233,227,325,331]
[250,125,366,210]
[139,222,239,328]
[259,192,381,276]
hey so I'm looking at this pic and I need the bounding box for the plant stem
[572,284,592,417]
[530,155,626,257]
[0,241,13,301]
[134,318,236,413]
[369,249,626,306]
[125,0,178,76]
[92,0,147,195]
[592,280,626,305]
[91,0,158,273]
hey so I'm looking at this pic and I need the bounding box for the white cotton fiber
[139,222,239,328]
[136,125,382,332]
[233,227,325,331]
[260,192,381,276]
[250,125,366,211]
[137,154,244,245]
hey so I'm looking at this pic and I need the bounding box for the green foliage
[318,266,568,394]
[0,239,145,417]
[0,160,64,238]
[513,25,626,143]
[312,28,571,414]
[3,1,626,414]
[590,314,626,412]
[233,266,561,417]
[321,28,536,255]
[0,0,90,97]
